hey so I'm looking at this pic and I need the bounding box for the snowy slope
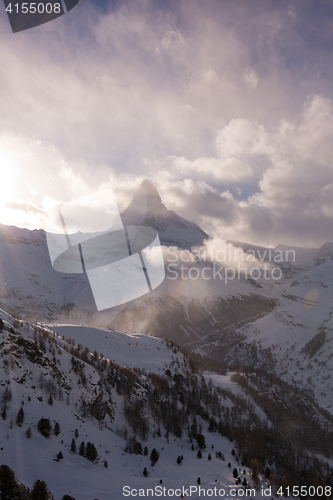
[235,262,333,410]
[0,308,274,500]
[52,324,183,374]
[1,180,332,420]
[0,222,94,320]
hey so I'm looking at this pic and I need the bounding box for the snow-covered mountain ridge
[1,180,333,421]
[231,262,333,410]
[0,307,332,498]
[119,180,210,249]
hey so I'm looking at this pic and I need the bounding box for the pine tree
[177,456,182,464]
[0,464,18,499]
[208,453,212,460]
[37,418,52,438]
[85,442,97,462]
[191,416,197,438]
[197,450,202,458]
[143,467,148,477]
[47,395,53,406]
[150,448,159,466]
[70,439,76,453]
[208,416,217,433]
[53,422,60,436]
[196,433,206,449]
[26,427,32,439]
[2,386,12,403]
[30,479,52,500]
[1,407,6,421]
[61,496,77,500]
[85,442,91,461]
[90,443,98,462]
[134,441,142,455]
[16,407,24,427]
[143,446,148,456]
[57,451,63,460]
[74,429,79,438]
[16,482,30,499]
[0,319,4,331]
[79,441,85,456]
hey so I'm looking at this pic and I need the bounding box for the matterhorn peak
[119,179,209,249]
[128,180,162,213]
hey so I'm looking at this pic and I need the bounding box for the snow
[51,325,180,374]
[0,181,332,497]
[203,373,271,425]
[237,262,333,411]
[0,308,272,499]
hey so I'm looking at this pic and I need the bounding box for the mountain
[2,179,333,414]
[0,307,332,499]
[314,241,333,265]
[0,221,94,320]
[2,183,333,496]
[0,309,270,498]
[119,180,210,248]
[0,180,276,328]
[225,261,333,409]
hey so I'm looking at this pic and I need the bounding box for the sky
[0,0,333,247]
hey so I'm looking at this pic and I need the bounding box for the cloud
[0,130,116,228]
[216,119,271,159]
[149,93,333,247]
[168,155,253,181]
[156,118,274,183]
[192,237,272,271]
[155,179,238,224]
[248,95,333,245]
[0,0,332,247]
[0,0,301,167]
[243,68,259,91]
[160,27,184,51]
[5,199,45,215]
